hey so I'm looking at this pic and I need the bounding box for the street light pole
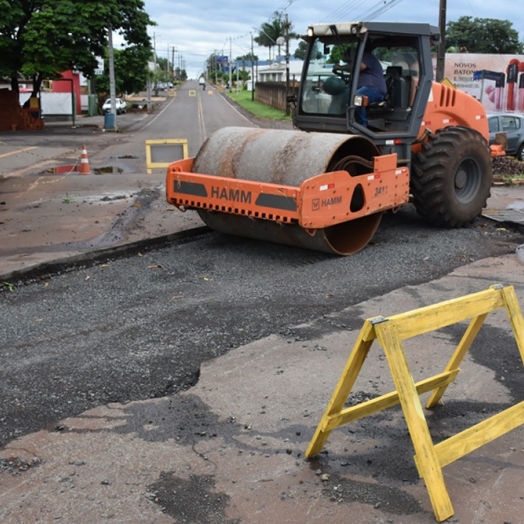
[251,33,255,101]
[229,37,232,91]
[285,13,290,116]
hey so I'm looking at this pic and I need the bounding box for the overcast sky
[135,0,524,78]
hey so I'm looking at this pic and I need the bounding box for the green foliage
[254,12,297,62]
[227,89,290,121]
[328,46,345,65]
[1,281,14,292]
[236,53,259,62]
[0,0,155,95]
[175,67,187,82]
[255,16,285,48]
[446,17,524,54]
[96,45,150,95]
[294,41,308,60]
[235,67,251,85]
[156,57,171,73]
[286,38,324,61]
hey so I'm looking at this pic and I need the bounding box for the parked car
[487,113,524,161]
[102,98,127,115]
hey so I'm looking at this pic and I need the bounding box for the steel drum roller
[193,127,383,255]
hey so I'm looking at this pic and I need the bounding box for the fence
[255,81,299,112]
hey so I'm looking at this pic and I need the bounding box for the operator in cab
[355,52,387,126]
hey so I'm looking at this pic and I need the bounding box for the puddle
[94,166,123,174]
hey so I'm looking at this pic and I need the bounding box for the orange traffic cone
[78,145,91,174]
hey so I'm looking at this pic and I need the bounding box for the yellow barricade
[307,284,524,522]
[145,139,188,174]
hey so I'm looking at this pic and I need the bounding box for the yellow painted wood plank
[375,322,454,522]
[325,369,459,431]
[426,314,487,408]
[306,321,375,457]
[145,138,189,174]
[431,400,524,469]
[323,321,375,415]
[387,287,505,340]
[501,286,524,363]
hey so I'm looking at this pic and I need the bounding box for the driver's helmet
[323,76,346,96]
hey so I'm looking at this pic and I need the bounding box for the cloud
[133,0,524,78]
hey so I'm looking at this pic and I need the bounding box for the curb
[0,226,210,285]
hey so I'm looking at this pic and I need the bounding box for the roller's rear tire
[411,126,492,227]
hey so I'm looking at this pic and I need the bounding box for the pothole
[94,166,124,174]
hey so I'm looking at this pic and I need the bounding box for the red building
[51,70,82,115]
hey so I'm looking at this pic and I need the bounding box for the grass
[1,282,14,292]
[226,89,291,121]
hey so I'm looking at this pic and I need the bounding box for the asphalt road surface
[1,81,524,450]
[1,205,523,446]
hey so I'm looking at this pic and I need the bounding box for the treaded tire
[517,142,524,162]
[411,126,493,228]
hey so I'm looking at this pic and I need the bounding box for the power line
[361,0,404,22]
[320,0,369,23]
[319,0,405,24]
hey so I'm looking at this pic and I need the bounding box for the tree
[255,12,297,63]
[446,17,524,54]
[175,67,187,82]
[0,0,155,98]
[294,41,307,60]
[294,40,324,61]
[95,45,150,95]
[236,53,259,62]
[156,57,171,76]
[328,45,350,64]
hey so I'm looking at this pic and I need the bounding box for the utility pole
[214,49,217,84]
[251,33,255,101]
[153,32,157,93]
[107,24,117,130]
[277,13,291,116]
[229,37,232,91]
[436,0,446,82]
[153,33,157,70]
[285,13,290,116]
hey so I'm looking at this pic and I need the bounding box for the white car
[102,98,127,115]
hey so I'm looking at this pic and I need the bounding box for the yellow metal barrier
[306,284,524,522]
[145,139,188,174]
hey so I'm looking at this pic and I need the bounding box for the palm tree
[255,13,296,64]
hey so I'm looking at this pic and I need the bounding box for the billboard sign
[443,53,524,112]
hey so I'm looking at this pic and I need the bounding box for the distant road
[89,80,259,172]
[0,81,258,177]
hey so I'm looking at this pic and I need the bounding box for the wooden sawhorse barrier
[306,284,524,522]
